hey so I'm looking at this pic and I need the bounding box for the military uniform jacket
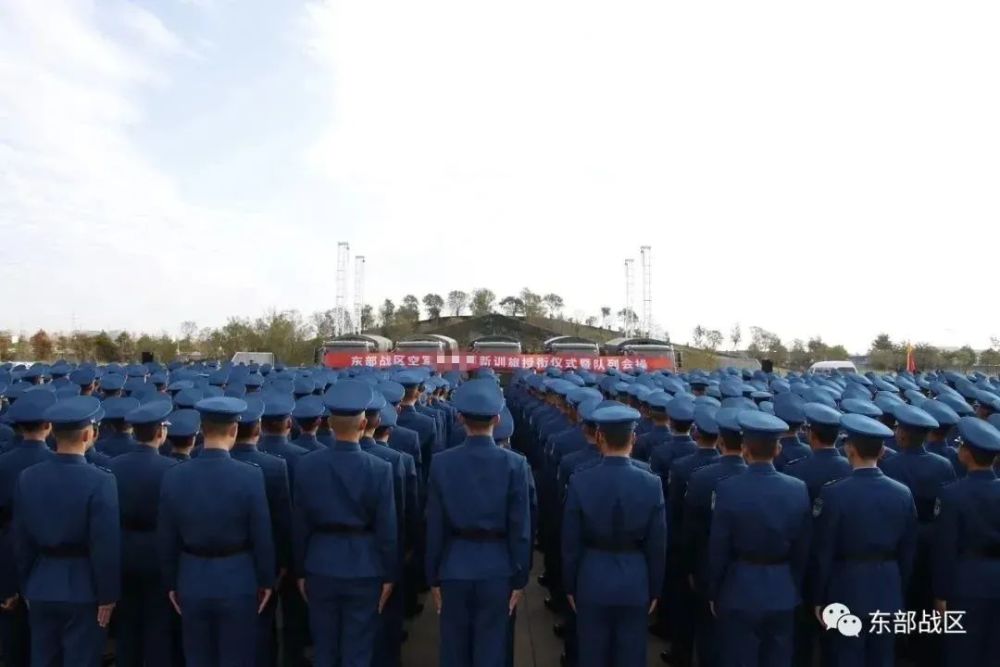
[708,462,811,612]
[562,457,666,606]
[397,405,438,480]
[97,432,138,458]
[231,443,292,571]
[650,434,697,503]
[425,436,531,589]
[107,445,178,580]
[292,442,397,581]
[774,436,811,471]
[632,424,671,463]
[682,455,747,589]
[783,448,852,502]
[879,446,956,523]
[291,432,325,452]
[0,440,55,598]
[926,440,965,478]
[668,449,721,539]
[932,469,1000,601]
[257,435,308,487]
[157,449,275,598]
[360,437,409,569]
[375,437,419,549]
[811,468,918,614]
[14,454,120,604]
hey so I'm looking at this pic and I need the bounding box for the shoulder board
[95,465,113,474]
[784,456,807,468]
[822,477,846,488]
[237,459,262,469]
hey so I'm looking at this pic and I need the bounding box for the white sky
[1,0,998,353]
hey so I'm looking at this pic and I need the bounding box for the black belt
[962,545,1000,559]
[837,550,896,562]
[737,554,788,565]
[315,523,373,536]
[584,537,643,553]
[40,544,89,558]
[182,542,252,558]
[121,518,155,532]
[452,529,507,541]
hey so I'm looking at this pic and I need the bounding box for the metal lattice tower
[624,258,635,336]
[335,242,350,335]
[353,255,365,333]
[640,245,652,337]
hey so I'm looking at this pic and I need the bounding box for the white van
[808,360,858,374]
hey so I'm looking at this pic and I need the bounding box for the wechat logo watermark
[820,603,966,637]
[821,603,862,637]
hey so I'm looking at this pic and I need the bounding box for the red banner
[323,352,674,372]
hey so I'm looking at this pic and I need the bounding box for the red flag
[906,344,917,373]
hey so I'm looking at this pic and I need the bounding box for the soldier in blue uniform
[931,416,1000,666]
[562,402,666,667]
[14,396,120,666]
[878,403,953,667]
[773,395,811,471]
[681,407,747,667]
[359,390,409,667]
[293,381,397,667]
[649,397,696,638]
[397,371,441,484]
[231,395,294,667]
[163,408,200,460]
[783,402,852,666]
[158,397,276,667]
[109,400,179,667]
[291,395,326,451]
[708,410,811,667]
[811,413,918,667]
[258,393,309,485]
[922,399,964,477]
[426,379,531,667]
[96,396,140,457]
[631,392,672,463]
[0,392,57,667]
[666,405,720,667]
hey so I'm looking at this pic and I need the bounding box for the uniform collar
[814,448,841,457]
[14,439,48,449]
[131,443,158,454]
[55,453,86,464]
[900,444,927,455]
[233,442,260,452]
[258,434,288,446]
[720,454,745,464]
[333,440,361,452]
[601,456,631,466]
[695,448,720,458]
[465,435,497,448]
[780,435,803,445]
[748,462,776,473]
[967,469,997,480]
[360,436,376,449]
[399,404,417,414]
[852,467,883,477]
[672,433,693,443]
[198,448,231,459]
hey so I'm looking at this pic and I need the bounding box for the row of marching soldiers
[509,367,1000,667]
[0,362,537,667]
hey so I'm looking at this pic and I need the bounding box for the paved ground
[402,557,668,666]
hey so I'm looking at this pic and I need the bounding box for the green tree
[499,296,524,316]
[952,345,977,370]
[705,329,723,351]
[422,294,444,320]
[600,306,611,328]
[311,309,339,340]
[446,290,468,316]
[788,339,811,369]
[469,289,496,316]
[912,344,942,370]
[115,332,134,360]
[397,295,421,325]
[747,326,788,367]
[730,323,742,351]
[979,348,1000,367]
[30,329,53,360]
[585,316,598,327]
[618,308,638,330]
[692,325,706,347]
[93,331,120,362]
[520,289,544,318]
[378,300,396,330]
[542,293,565,319]
[0,332,13,361]
[360,304,375,331]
